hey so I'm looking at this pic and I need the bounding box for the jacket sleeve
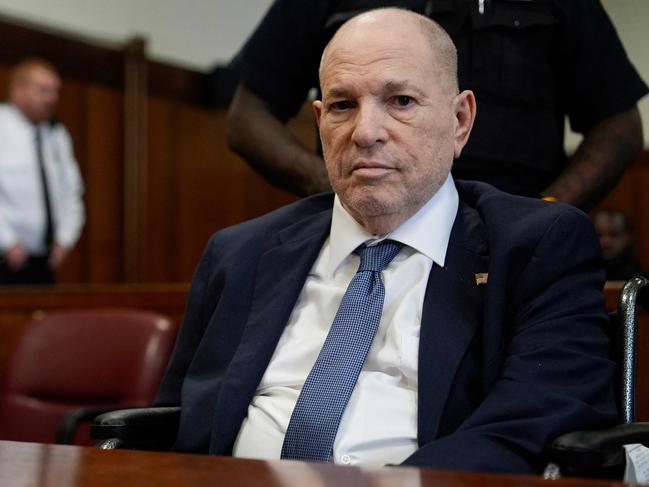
[155,234,219,405]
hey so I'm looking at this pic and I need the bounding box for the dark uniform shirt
[231,0,648,197]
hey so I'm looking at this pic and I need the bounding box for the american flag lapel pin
[475,273,488,285]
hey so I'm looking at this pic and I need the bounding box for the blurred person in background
[593,208,649,281]
[0,58,85,285]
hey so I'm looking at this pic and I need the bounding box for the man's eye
[394,96,412,107]
[331,101,351,111]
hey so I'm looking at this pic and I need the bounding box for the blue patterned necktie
[281,239,403,462]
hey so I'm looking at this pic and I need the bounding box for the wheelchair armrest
[547,422,649,475]
[90,407,181,451]
[57,406,130,444]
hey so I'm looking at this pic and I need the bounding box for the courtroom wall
[0,18,304,284]
[0,14,648,285]
[0,0,645,148]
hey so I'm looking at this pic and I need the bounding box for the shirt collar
[327,173,459,274]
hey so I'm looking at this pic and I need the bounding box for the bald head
[319,8,459,95]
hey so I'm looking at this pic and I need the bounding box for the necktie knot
[355,240,402,273]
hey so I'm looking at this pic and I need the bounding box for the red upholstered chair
[0,309,176,445]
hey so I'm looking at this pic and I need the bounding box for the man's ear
[313,100,323,128]
[452,90,476,159]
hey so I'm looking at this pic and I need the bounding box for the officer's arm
[542,106,643,210]
[226,84,330,197]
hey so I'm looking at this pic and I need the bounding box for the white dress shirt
[0,103,85,254]
[233,175,459,467]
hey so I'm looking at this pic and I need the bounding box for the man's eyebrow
[383,80,427,98]
[323,81,427,100]
[324,87,352,99]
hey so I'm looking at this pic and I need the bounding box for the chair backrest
[609,276,649,424]
[0,309,176,444]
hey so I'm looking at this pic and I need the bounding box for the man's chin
[342,192,404,218]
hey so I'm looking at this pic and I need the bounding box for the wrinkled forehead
[321,50,432,99]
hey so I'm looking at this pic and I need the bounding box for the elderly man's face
[314,14,473,233]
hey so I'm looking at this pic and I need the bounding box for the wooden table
[0,440,625,487]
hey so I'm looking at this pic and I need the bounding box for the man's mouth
[351,161,395,178]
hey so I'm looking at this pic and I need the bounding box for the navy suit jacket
[156,180,616,474]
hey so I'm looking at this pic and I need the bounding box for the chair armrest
[90,407,181,451]
[57,406,131,444]
[547,423,649,476]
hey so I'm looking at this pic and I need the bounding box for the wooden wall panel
[80,85,124,283]
[123,38,148,282]
[0,66,8,93]
[174,103,297,280]
[3,16,647,286]
[145,99,299,282]
[54,78,89,282]
[146,97,178,282]
[172,105,224,280]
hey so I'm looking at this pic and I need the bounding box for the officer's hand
[5,243,28,271]
[48,243,67,269]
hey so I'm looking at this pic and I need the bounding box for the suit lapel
[210,209,332,452]
[417,199,489,444]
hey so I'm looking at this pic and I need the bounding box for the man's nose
[351,103,388,148]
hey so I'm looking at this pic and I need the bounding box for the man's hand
[48,243,67,269]
[4,243,28,271]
